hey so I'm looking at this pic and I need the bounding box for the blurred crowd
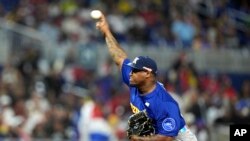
[0,0,249,49]
[1,46,250,141]
[0,0,250,141]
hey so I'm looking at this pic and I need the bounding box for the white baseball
[90,10,102,19]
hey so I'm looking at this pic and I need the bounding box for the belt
[179,125,187,133]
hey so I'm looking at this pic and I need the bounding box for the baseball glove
[126,110,155,139]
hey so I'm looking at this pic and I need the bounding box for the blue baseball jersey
[121,59,186,137]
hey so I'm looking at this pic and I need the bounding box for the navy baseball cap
[127,56,158,75]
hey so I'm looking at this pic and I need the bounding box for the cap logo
[133,57,140,64]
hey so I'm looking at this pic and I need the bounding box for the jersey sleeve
[155,102,185,137]
[121,59,132,86]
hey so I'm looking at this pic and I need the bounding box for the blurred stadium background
[0,0,249,141]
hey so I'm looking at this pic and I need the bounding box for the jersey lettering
[130,103,140,113]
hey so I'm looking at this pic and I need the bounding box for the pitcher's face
[129,68,148,86]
